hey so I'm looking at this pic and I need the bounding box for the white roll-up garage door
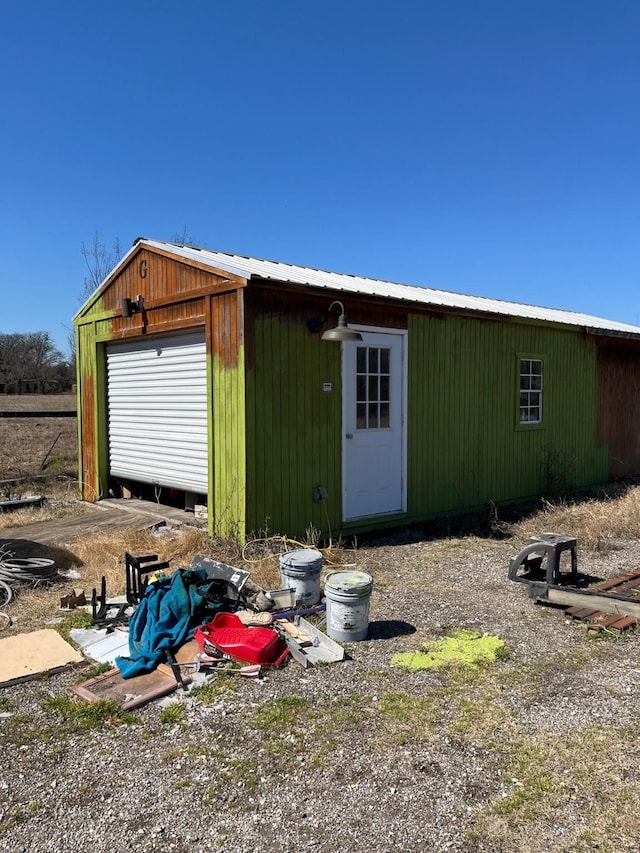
[106,331,208,494]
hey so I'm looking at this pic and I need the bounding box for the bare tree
[0,332,71,393]
[170,225,203,248]
[0,334,24,391]
[65,324,76,369]
[79,228,203,310]
[79,232,123,304]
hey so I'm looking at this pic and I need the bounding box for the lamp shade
[321,323,363,342]
[321,302,363,342]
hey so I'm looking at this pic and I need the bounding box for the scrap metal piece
[165,649,189,691]
[69,627,129,665]
[0,495,46,513]
[296,616,345,665]
[517,555,640,631]
[508,533,578,586]
[60,589,87,610]
[91,576,133,628]
[267,588,296,609]
[275,617,345,668]
[189,555,250,595]
[125,552,171,605]
[279,632,312,669]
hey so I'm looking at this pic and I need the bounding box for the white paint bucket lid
[325,570,373,594]
[279,549,323,571]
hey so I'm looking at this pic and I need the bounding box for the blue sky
[1,0,639,355]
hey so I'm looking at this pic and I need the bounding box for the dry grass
[2,527,165,632]
[2,526,296,633]
[66,525,348,602]
[2,517,358,634]
[0,419,77,479]
[507,484,640,551]
[0,394,77,488]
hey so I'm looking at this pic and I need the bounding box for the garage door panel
[108,423,207,437]
[106,332,208,494]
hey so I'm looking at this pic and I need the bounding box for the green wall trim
[211,345,247,538]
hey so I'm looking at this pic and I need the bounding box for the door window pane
[357,375,367,402]
[355,346,392,429]
[368,376,379,400]
[380,376,389,402]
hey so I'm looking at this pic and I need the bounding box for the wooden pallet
[562,569,640,633]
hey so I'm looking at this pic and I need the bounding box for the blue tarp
[116,568,211,679]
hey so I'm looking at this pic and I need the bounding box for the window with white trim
[519,358,543,424]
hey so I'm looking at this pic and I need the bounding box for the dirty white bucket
[324,570,373,642]
[279,549,323,607]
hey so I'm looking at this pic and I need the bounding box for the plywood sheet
[0,629,83,687]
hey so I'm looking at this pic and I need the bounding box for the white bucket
[279,549,323,607]
[324,570,373,642]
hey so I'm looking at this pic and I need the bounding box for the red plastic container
[194,612,285,665]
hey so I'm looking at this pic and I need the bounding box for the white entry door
[342,328,407,521]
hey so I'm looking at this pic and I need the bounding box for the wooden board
[0,629,83,687]
[548,587,640,618]
[72,666,185,710]
[157,639,201,678]
[0,507,166,550]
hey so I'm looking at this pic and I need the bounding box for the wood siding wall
[598,346,640,477]
[245,291,609,537]
[77,323,98,501]
[209,290,246,535]
[244,290,345,537]
[407,313,608,518]
[75,246,247,526]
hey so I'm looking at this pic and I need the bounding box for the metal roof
[134,238,640,338]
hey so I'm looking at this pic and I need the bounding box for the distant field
[0,392,76,412]
[0,394,78,483]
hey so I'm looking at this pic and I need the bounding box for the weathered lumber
[546,586,640,618]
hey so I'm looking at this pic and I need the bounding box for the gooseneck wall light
[308,302,362,343]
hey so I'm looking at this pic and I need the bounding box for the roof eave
[585,326,640,343]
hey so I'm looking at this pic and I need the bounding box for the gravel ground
[2,532,640,852]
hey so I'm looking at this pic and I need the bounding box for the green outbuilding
[74,238,640,540]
